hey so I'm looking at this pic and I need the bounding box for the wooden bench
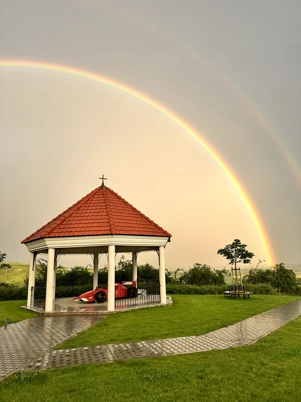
[224,286,253,299]
[224,290,253,299]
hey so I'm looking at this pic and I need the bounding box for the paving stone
[0,315,104,380]
[1,300,301,380]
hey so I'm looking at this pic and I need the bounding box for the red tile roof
[22,186,171,243]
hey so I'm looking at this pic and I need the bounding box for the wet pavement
[0,315,105,380]
[1,300,301,380]
[28,295,171,314]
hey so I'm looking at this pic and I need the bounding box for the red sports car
[73,281,138,303]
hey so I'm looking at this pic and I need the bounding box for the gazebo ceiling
[22,184,171,250]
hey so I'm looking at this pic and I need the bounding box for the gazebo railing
[115,280,160,308]
[29,281,161,311]
[29,284,90,309]
[30,285,46,309]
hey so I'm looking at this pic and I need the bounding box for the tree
[138,263,159,282]
[272,263,299,293]
[34,259,48,285]
[243,263,300,294]
[182,263,226,286]
[217,239,254,289]
[99,257,161,283]
[0,251,11,269]
[0,251,7,263]
[63,266,92,286]
[243,268,274,285]
[115,255,133,282]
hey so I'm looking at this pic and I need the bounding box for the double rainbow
[0,59,275,265]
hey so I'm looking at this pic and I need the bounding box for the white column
[159,246,167,304]
[93,253,99,289]
[107,245,115,312]
[53,253,57,300]
[27,252,36,308]
[132,252,138,285]
[45,248,56,313]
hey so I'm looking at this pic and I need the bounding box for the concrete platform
[24,295,172,315]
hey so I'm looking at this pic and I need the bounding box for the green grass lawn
[1,312,300,401]
[0,300,38,326]
[59,294,300,348]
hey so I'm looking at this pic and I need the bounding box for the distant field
[0,262,74,286]
[0,262,29,286]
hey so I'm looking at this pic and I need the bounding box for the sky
[0,0,300,270]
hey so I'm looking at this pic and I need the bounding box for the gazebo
[22,179,172,313]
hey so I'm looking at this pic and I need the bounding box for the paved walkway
[1,300,301,380]
[0,315,104,380]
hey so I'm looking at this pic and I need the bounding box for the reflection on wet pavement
[0,315,104,380]
[1,300,300,380]
[28,296,172,313]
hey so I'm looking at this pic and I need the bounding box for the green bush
[0,263,12,269]
[243,283,277,295]
[98,257,161,283]
[243,263,300,295]
[55,285,91,298]
[181,263,226,286]
[58,267,92,287]
[0,284,93,301]
[0,284,27,301]
[138,263,160,281]
[137,281,160,295]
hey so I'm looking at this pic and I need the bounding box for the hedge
[0,284,91,301]
[166,284,227,295]
[166,283,277,295]
[0,282,286,301]
[242,283,277,295]
[0,284,27,301]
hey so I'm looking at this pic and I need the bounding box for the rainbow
[104,5,301,186]
[0,59,276,265]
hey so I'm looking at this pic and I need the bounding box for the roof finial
[99,175,107,187]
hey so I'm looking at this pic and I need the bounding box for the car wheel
[127,286,138,298]
[95,291,106,303]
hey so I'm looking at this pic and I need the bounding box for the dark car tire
[127,286,138,298]
[95,291,106,303]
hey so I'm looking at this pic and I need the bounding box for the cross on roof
[99,175,107,187]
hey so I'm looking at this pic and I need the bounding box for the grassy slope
[0,300,38,325]
[1,315,300,402]
[0,262,29,286]
[59,294,300,348]
[0,262,73,286]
